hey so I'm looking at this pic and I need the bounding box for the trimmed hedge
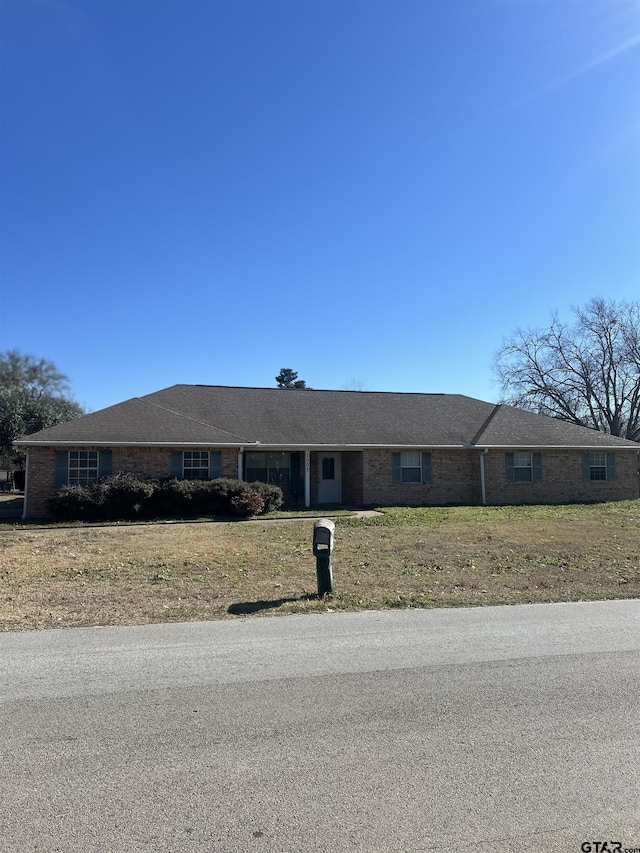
[46,484,101,522]
[48,475,283,522]
[94,473,156,520]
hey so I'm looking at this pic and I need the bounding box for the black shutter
[392,452,401,483]
[209,451,222,479]
[99,450,112,479]
[421,452,432,484]
[505,453,515,483]
[171,451,183,478]
[607,453,616,481]
[533,453,542,482]
[54,451,68,488]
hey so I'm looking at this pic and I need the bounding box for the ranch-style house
[14,384,640,518]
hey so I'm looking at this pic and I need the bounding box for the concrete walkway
[241,508,383,524]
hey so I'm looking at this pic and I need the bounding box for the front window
[246,452,290,483]
[399,452,422,483]
[69,451,98,485]
[392,451,431,484]
[183,451,210,480]
[588,453,607,481]
[513,452,533,482]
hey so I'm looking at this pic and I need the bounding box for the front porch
[241,450,364,508]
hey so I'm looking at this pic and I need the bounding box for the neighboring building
[14,384,639,518]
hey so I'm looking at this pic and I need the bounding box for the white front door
[318,453,341,504]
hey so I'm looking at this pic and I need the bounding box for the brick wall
[341,451,364,506]
[24,446,56,518]
[24,444,639,517]
[362,449,479,506]
[361,447,638,507]
[484,448,639,505]
[25,446,240,518]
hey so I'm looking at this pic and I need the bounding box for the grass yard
[0,501,638,631]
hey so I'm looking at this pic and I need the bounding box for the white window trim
[399,452,422,483]
[513,451,533,482]
[68,450,99,486]
[588,452,608,481]
[183,450,210,480]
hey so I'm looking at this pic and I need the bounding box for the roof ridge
[138,397,252,443]
[189,385,453,397]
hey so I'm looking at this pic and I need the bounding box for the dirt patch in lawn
[0,501,638,631]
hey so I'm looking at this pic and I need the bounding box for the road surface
[1,601,639,852]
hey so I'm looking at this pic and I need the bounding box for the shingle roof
[15,384,639,449]
[475,405,637,448]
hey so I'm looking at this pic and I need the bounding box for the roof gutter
[466,444,639,451]
[13,439,640,453]
[13,440,470,450]
[14,440,638,451]
[13,440,261,449]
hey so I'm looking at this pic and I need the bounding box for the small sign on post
[312,518,335,597]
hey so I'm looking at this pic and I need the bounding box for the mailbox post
[313,518,335,596]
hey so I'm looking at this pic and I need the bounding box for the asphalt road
[1,601,639,852]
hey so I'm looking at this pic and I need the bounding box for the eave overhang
[14,440,638,451]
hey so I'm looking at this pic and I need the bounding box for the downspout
[21,449,29,520]
[480,448,488,506]
[237,447,244,481]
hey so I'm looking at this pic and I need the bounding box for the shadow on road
[227,594,317,615]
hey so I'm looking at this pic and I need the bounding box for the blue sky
[1,0,639,413]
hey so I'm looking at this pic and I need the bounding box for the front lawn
[0,501,638,630]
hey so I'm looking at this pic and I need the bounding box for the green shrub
[146,478,236,518]
[189,480,224,516]
[248,481,284,513]
[205,478,250,515]
[146,478,199,518]
[48,485,100,521]
[47,475,284,521]
[93,473,157,520]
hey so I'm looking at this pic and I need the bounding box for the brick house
[14,384,640,518]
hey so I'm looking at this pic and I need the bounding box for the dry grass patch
[1,501,638,631]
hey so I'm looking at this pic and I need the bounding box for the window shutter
[54,451,68,489]
[607,453,616,481]
[171,451,183,478]
[505,453,515,483]
[421,452,432,484]
[99,450,112,479]
[209,451,222,479]
[533,452,542,483]
[582,453,591,481]
[392,452,401,483]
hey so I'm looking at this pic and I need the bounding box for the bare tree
[342,378,368,391]
[0,349,71,398]
[494,298,640,441]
